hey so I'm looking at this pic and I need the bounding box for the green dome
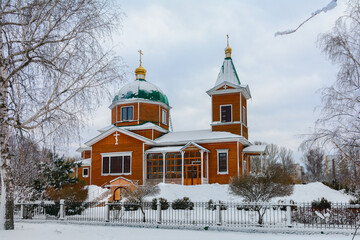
[113,79,169,106]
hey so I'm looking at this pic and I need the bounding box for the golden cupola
[225,34,232,58]
[135,49,147,80]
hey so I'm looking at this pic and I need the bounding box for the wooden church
[76,39,267,187]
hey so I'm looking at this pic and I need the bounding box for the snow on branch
[275,0,337,37]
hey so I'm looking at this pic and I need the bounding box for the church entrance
[184,163,201,185]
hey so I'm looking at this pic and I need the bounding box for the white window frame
[220,104,232,123]
[83,168,89,178]
[121,106,134,121]
[101,152,132,176]
[216,149,229,174]
[162,109,167,125]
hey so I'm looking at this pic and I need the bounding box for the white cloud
[64,0,346,163]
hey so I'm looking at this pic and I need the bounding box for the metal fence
[14,200,360,229]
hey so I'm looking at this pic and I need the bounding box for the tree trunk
[0,20,14,230]
[256,209,264,225]
[139,205,146,222]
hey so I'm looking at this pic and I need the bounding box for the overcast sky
[65,0,346,162]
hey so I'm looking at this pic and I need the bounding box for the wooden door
[184,165,201,185]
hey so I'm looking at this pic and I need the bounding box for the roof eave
[109,98,172,110]
[153,137,251,147]
[85,126,154,146]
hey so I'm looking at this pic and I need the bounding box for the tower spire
[135,49,147,80]
[225,34,232,58]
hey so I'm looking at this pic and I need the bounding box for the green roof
[112,79,169,106]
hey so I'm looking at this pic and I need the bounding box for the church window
[101,153,132,175]
[242,106,247,125]
[146,152,182,180]
[220,105,232,122]
[121,106,133,121]
[83,168,89,178]
[217,149,228,174]
[162,109,167,125]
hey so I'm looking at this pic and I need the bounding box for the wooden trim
[220,104,232,123]
[120,105,134,121]
[216,149,229,174]
[237,141,239,177]
[200,151,204,184]
[181,151,184,185]
[83,167,89,178]
[101,152,132,176]
[240,92,243,136]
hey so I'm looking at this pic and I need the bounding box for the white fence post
[105,200,110,222]
[156,199,161,224]
[216,200,222,226]
[286,200,292,227]
[59,199,65,220]
[20,202,24,219]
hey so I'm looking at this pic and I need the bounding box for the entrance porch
[145,142,210,185]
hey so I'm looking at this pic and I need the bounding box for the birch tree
[0,0,124,230]
[301,0,360,157]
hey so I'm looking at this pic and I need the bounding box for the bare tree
[253,141,280,169]
[301,0,360,151]
[279,146,295,175]
[123,183,160,222]
[302,148,324,181]
[10,136,51,201]
[0,0,124,230]
[275,0,338,36]
[229,166,293,224]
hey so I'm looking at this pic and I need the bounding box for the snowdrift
[87,182,354,203]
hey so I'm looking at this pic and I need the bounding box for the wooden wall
[81,150,91,159]
[211,92,248,140]
[212,93,240,122]
[77,166,91,185]
[200,141,244,184]
[110,102,170,131]
[91,132,146,186]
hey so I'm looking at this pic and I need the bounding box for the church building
[76,39,267,187]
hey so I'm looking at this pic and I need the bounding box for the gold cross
[227,34,229,47]
[138,49,143,66]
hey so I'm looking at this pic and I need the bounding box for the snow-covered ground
[4,222,353,240]
[146,182,354,202]
[87,181,354,203]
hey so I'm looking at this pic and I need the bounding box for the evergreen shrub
[172,197,194,210]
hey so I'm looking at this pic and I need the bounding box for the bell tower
[206,36,251,139]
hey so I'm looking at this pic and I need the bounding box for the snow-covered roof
[215,58,240,86]
[75,158,91,166]
[111,79,169,107]
[180,142,210,152]
[109,176,133,184]
[206,82,251,99]
[154,129,250,146]
[242,145,267,154]
[122,122,168,133]
[85,125,154,146]
[76,146,92,152]
[98,122,168,134]
[146,146,184,153]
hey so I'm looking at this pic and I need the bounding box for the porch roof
[242,145,267,154]
[154,129,250,146]
[146,146,184,153]
[75,158,91,166]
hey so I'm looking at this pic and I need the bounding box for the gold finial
[138,49,143,66]
[135,49,146,80]
[225,34,232,58]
